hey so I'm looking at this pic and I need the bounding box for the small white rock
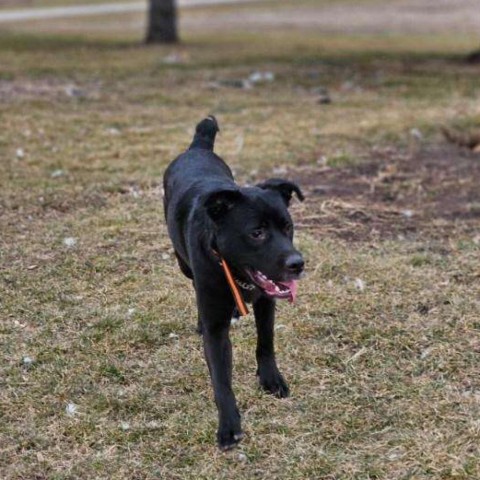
[409,128,423,140]
[51,169,65,178]
[65,403,78,417]
[106,127,121,136]
[16,148,25,159]
[168,333,179,339]
[126,308,136,318]
[65,85,85,98]
[161,253,170,260]
[63,237,77,248]
[120,421,130,431]
[249,71,275,83]
[274,324,286,331]
[354,278,365,291]
[387,451,401,460]
[231,317,239,326]
[237,452,247,462]
[22,356,34,366]
[401,209,414,218]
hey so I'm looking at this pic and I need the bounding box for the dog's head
[204,179,305,302]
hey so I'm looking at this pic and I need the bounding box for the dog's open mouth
[246,269,297,303]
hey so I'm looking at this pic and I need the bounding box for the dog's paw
[217,426,244,451]
[258,369,290,398]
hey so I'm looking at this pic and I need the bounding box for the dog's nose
[285,253,304,275]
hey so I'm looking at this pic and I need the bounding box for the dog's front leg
[253,296,290,398]
[199,296,242,450]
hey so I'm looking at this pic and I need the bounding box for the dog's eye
[250,228,266,241]
[284,223,293,235]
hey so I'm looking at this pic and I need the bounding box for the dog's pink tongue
[285,280,298,303]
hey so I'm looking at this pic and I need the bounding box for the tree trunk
[466,48,480,64]
[146,0,178,44]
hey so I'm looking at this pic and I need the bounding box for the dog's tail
[189,115,219,151]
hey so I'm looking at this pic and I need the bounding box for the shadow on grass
[0,31,142,52]
[0,29,473,65]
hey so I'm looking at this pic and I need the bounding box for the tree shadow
[0,31,145,53]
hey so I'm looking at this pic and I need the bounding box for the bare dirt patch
[185,0,480,35]
[291,143,480,241]
[0,79,100,101]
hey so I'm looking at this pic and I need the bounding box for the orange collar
[213,251,249,316]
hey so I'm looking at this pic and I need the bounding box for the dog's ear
[204,189,243,221]
[256,178,305,206]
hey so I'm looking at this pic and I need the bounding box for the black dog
[163,116,304,450]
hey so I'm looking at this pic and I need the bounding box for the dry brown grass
[1,2,480,479]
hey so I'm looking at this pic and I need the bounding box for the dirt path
[1,0,479,34]
[0,0,268,23]
[188,0,480,35]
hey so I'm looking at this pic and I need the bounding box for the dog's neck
[211,249,250,316]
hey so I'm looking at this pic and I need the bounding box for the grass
[1,3,480,479]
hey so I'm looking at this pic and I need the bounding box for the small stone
[126,308,136,318]
[106,127,121,136]
[409,128,423,140]
[65,85,85,98]
[168,333,179,339]
[248,71,275,84]
[237,453,247,462]
[16,148,25,159]
[51,169,65,178]
[354,278,365,291]
[161,253,170,260]
[402,209,414,218]
[22,356,34,366]
[120,421,130,431]
[63,237,77,248]
[65,403,78,417]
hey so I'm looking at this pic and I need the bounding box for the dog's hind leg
[253,296,290,398]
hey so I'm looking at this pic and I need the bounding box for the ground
[1,1,480,479]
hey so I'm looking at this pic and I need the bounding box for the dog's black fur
[163,117,304,450]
